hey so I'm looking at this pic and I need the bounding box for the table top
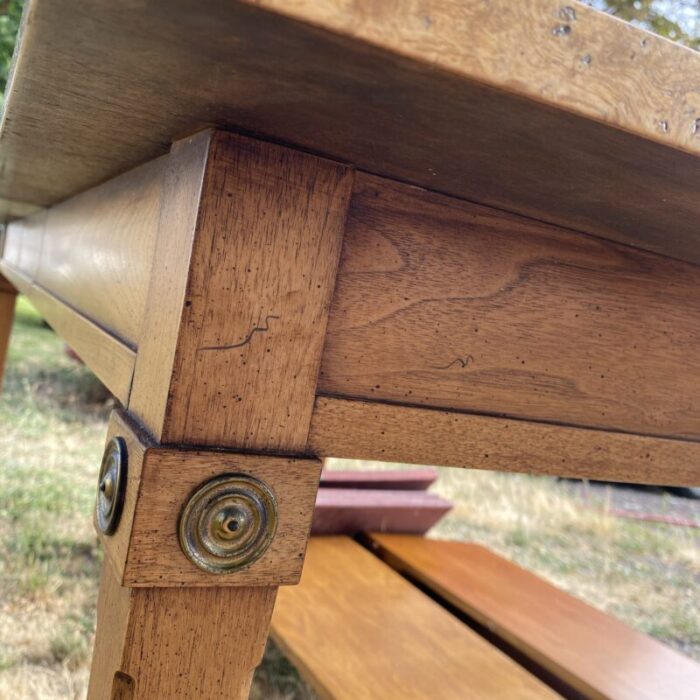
[1,0,699,262]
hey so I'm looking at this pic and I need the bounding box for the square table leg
[84,130,352,699]
[0,274,17,391]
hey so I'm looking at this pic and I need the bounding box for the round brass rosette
[178,474,278,574]
[96,436,128,535]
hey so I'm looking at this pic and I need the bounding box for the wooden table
[0,1,698,698]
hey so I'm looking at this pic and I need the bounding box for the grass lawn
[0,297,698,699]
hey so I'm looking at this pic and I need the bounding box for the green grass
[0,296,698,699]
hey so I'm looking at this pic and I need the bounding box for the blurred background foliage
[0,0,23,97]
[589,0,700,49]
[0,1,697,101]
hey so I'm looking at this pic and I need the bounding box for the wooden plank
[130,130,352,451]
[320,174,700,440]
[0,263,136,404]
[368,534,700,700]
[1,154,163,347]
[271,536,559,699]
[2,209,46,280]
[311,488,451,535]
[320,468,438,490]
[88,558,276,700]
[1,1,700,262]
[34,156,164,346]
[308,397,700,486]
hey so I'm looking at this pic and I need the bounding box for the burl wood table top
[1,0,699,262]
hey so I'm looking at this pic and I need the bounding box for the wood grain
[93,131,347,695]
[99,411,321,587]
[131,130,352,451]
[1,153,163,348]
[309,397,700,486]
[311,488,452,535]
[0,274,16,390]
[272,536,558,699]
[127,131,211,439]
[125,449,320,586]
[0,263,135,404]
[2,209,46,280]
[34,156,164,345]
[2,1,700,262]
[320,468,438,490]
[256,0,700,155]
[320,174,700,440]
[369,534,700,700]
[88,559,276,700]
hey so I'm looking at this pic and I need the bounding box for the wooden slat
[320,174,700,440]
[2,1,700,262]
[100,411,322,588]
[2,209,46,280]
[0,263,136,405]
[368,534,700,700]
[89,130,342,697]
[126,131,211,440]
[271,537,559,699]
[311,488,451,535]
[309,397,700,486]
[130,131,352,451]
[320,468,438,490]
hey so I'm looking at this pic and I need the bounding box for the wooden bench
[273,536,700,700]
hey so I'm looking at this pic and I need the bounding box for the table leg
[84,130,352,699]
[0,274,17,390]
[88,559,277,700]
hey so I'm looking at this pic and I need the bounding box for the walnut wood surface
[130,130,352,451]
[100,411,321,587]
[311,488,452,535]
[309,398,700,486]
[88,559,276,700]
[3,157,163,346]
[0,263,135,404]
[34,157,164,345]
[320,174,700,440]
[89,131,347,697]
[125,450,320,586]
[2,1,700,262]
[127,132,210,439]
[272,536,558,699]
[369,535,700,700]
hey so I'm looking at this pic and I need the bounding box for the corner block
[96,410,321,587]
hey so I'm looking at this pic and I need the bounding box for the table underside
[1,130,699,487]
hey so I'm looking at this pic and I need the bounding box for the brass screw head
[96,437,127,535]
[178,474,278,574]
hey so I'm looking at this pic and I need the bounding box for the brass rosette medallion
[96,436,128,535]
[179,473,278,574]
